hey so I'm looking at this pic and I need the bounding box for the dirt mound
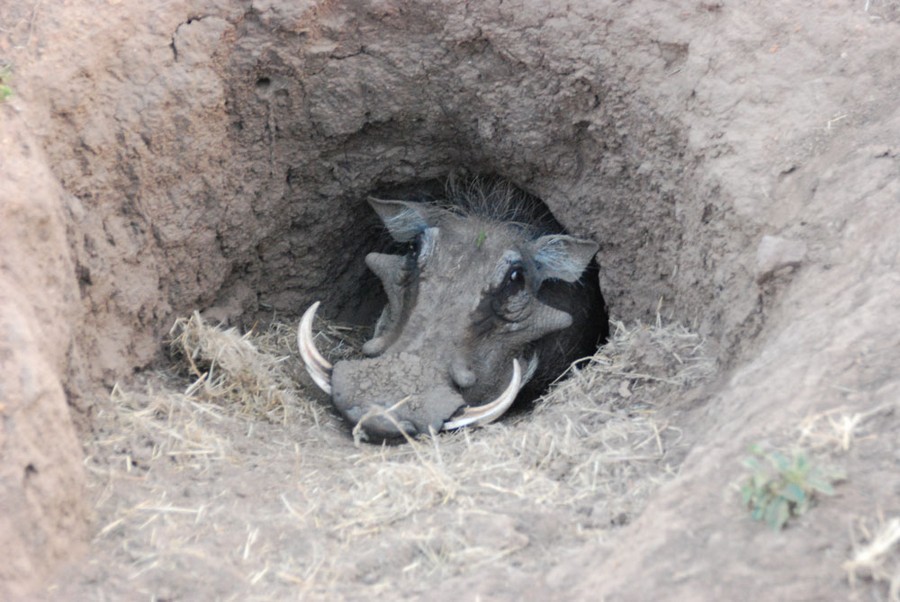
[1,0,898,599]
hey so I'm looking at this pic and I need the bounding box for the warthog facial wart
[300,182,606,441]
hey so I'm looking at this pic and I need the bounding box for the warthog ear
[368,197,437,242]
[530,234,598,283]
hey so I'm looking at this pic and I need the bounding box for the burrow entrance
[32,4,722,390]
[33,1,752,407]
[19,0,753,464]
[129,5,712,362]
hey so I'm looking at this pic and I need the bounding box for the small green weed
[740,444,845,530]
[0,65,12,102]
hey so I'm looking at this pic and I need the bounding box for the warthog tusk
[442,358,522,430]
[298,301,333,395]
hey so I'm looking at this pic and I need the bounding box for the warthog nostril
[354,415,419,440]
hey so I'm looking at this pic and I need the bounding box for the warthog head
[300,190,603,440]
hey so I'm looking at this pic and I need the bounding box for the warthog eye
[486,265,530,325]
[490,264,529,321]
[406,227,437,270]
[406,234,421,257]
[403,232,424,275]
[503,265,526,294]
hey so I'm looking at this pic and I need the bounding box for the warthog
[299,183,606,440]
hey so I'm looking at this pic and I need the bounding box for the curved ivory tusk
[442,359,522,430]
[298,301,333,395]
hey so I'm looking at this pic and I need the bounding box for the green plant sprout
[0,65,12,102]
[740,444,845,530]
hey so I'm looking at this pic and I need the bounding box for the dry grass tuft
[107,380,229,469]
[797,402,898,454]
[845,514,900,602]
[169,312,328,424]
[253,314,368,365]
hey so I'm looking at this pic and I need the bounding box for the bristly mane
[439,176,565,237]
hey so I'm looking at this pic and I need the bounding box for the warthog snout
[299,302,525,438]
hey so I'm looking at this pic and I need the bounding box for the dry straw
[76,312,715,598]
[845,515,900,602]
[169,311,330,424]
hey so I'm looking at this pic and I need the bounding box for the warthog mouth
[298,302,524,435]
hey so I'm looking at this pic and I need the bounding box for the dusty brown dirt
[43,314,716,600]
[1,0,899,600]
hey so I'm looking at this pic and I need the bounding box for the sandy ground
[46,315,718,600]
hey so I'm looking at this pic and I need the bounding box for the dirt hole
[177,8,702,348]
[5,2,762,598]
